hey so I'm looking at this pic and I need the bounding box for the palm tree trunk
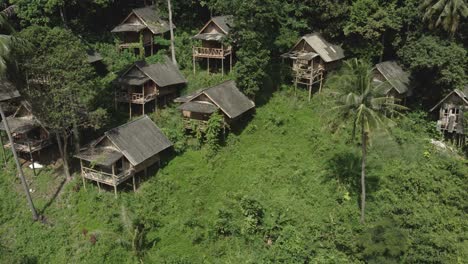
[360,128,367,224]
[0,105,38,221]
[167,0,177,66]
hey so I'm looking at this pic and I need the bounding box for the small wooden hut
[373,61,411,103]
[281,32,345,100]
[430,86,468,146]
[0,101,52,155]
[193,15,233,75]
[176,80,255,127]
[75,116,173,196]
[116,56,187,118]
[111,5,173,56]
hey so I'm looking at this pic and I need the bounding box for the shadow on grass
[323,148,380,206]
[39,177,66,215]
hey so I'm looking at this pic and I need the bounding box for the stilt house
[75,116,173,196]
[0,101,52,155]
[176,80,255,127]
[111,5,173,56]
[116,57,187,118]
[430,86,468,146]
[193,15,234,75]
[281,33,345,100]
[373,61,411,102]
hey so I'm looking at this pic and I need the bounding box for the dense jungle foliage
[0,0,467,263]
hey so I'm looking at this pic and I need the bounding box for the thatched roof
[375,61,410,95]
[430,86,468,112]
[105,116,173,166]
[178,101,218,114]
[86,50,103,64]
[286,33,344,63]
[193,15,233,41]
[0,80,20,102]
[119,57,187,87]
[111,5,174,35]
[74,147,123,167]
[179,80,255,119]
[0,116,39,134]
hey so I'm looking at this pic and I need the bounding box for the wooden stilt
[133,175,136,192]
[80,160,86,190]
[129,101,132,119]
[112,164,117,198]
[308,85,312,102]
[193,54,196,74]
[222,57,224,76]
[0,131,7,167]
[28,142,36,176]
[97,181,101,192]
[207,58,210,74]
[142,85,145,116]
[230,54,232,72]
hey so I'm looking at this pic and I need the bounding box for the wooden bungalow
[281,32,345,100]
[75,116,173,196]
[116,56,187,118]
[430,86,468,146]
[193,15,234,75]
[0,101,52,155]
[373,61,411,103]
[111,5,173,56]
[176,80,255,127]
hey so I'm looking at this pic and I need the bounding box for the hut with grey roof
[116,56,187,118]
[192,15,234,75]
[111,5,174,56]
[176,80,255,128]
[281,32,345,100]
[430,86,468,146]
[74,116,173,196]
[373,61,411,103]
[0,101,52,155]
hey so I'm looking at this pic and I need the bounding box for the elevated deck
[81,167,135,187]
[4,139,52,153]
[193,47,232,59]
[116,92,158,104]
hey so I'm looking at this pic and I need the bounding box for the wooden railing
[193,47,231,58]
[5,138,51,153]
[117,92,158,103]
[82,167,134,186]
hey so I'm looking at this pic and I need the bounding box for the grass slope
[0,89,466,263]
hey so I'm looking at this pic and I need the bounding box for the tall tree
[167,0,177,65]
[327,59,406,223]
[0,14,38,221]
[421,0,468,37]
[15,26,107,180]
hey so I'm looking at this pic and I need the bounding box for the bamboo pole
[0,105,38,221]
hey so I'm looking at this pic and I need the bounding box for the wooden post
[28,142,36,176]
[142,85,145,116]
[151,35,154,56]
[193,50,196,74]
[230,53,233,72]
[222,56,224,76]
[0,131,7,167]
[207,58,210,74]
[80,160,86,190]
[133,175,136,192]
[129,100,132,119]
[97,181,101,192]
[112,164,117,198]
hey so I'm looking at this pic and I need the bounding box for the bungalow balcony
[4,138,52,153]
[118,40,153,51]
[116,91,158,104]
[81,167,135,186]
[193,46,232,59]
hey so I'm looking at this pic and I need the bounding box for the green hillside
[1,88,466,263]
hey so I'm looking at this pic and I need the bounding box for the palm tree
[421,0,468,37]
[167,0,177,66]
[327,59,406,223]
[0,14,38,221]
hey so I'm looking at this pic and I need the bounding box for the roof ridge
[105,115,149,135]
